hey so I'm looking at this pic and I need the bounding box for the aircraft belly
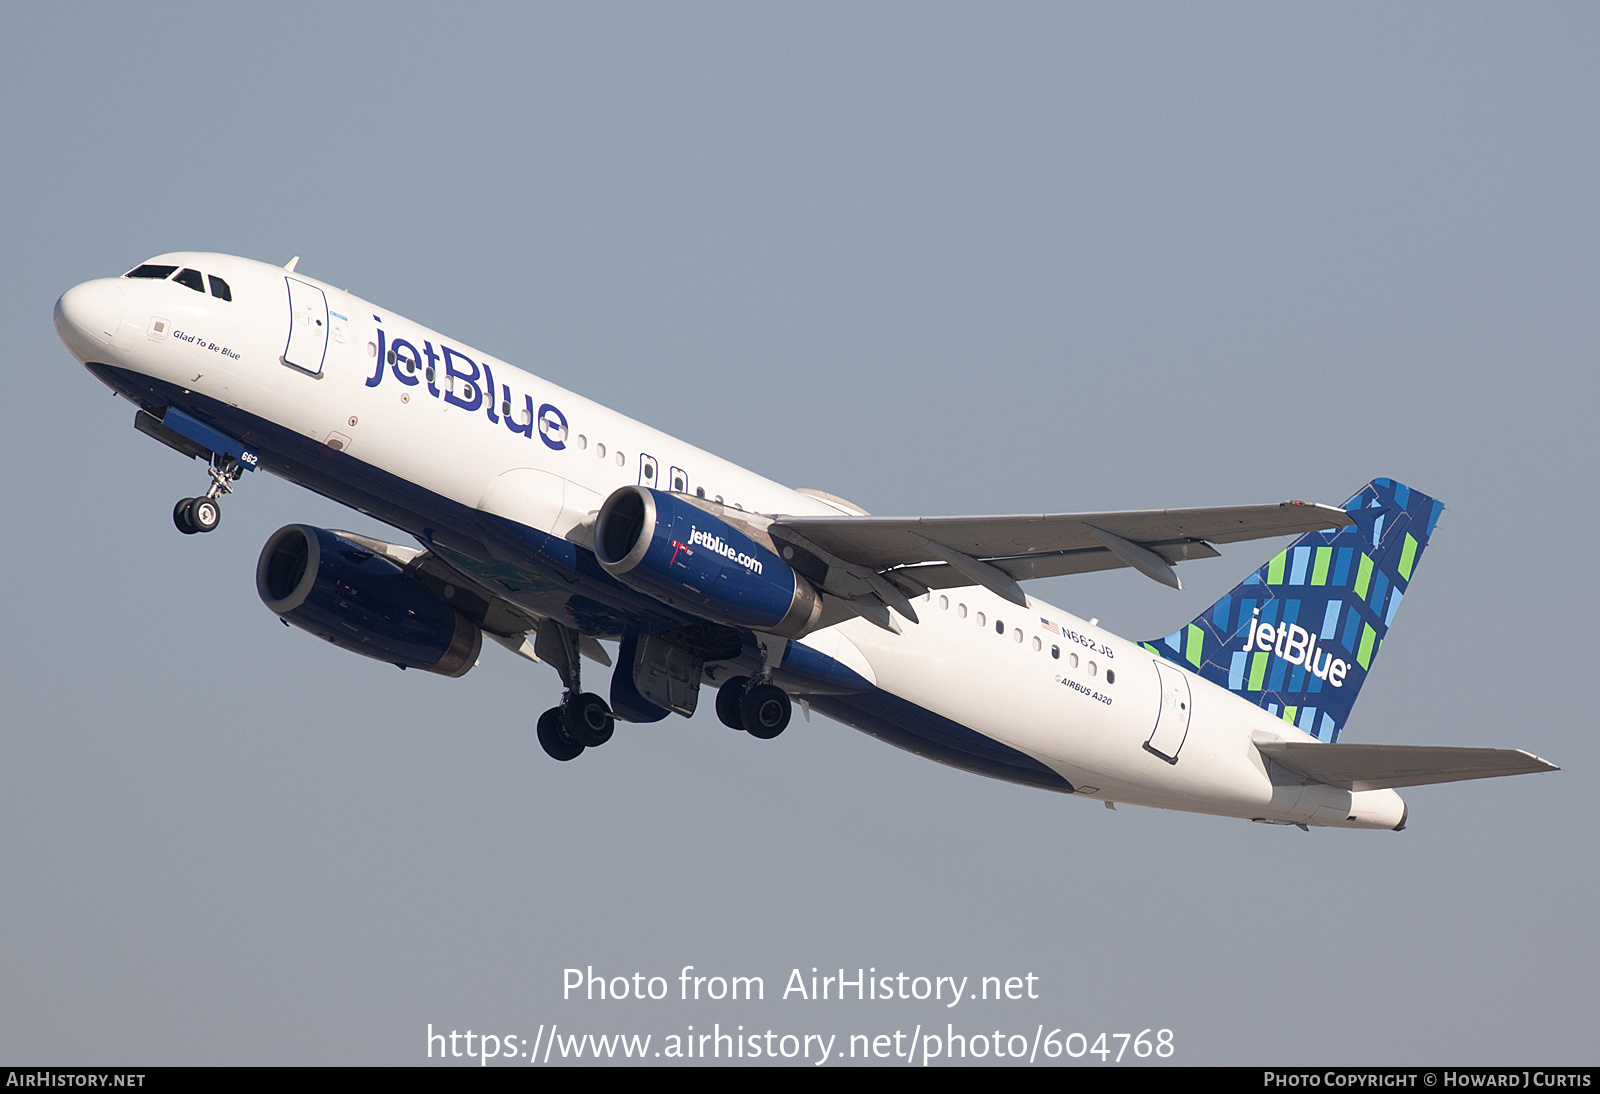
[836,606,1302,819]
[805,688,1073,792]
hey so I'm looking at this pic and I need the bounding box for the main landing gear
[536,693,615,761]
[529,621,792,760]
[715,675,792,739]
[533,619,617,762]
[173,456,242,535]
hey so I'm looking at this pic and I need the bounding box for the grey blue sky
[2,3,1595,1064]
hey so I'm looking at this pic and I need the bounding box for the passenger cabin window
[173,268,205,293]
[207,275,232,301]
[125,264,178,279]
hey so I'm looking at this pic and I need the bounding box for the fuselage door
[1145,660,1193,764]
[639,454,659,488]
[283,276,329,375]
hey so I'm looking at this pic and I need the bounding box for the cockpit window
[125,264,178,279]
[208,275,232,301]
[173,268,206,293]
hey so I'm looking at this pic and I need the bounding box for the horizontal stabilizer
[1254,737,1559,791]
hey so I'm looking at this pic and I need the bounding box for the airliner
[53,252,1556,830]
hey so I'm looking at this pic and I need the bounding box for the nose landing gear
[173,456,242,535]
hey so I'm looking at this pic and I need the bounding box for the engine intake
[257,524,481,676]
[593,486,822,638]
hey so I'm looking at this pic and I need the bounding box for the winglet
[284,256,300,272]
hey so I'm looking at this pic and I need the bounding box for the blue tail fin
[1141,479,1443,742]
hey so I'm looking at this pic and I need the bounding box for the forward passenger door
[282,277,329,375]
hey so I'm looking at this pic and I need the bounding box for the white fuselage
[55,252,1406,829]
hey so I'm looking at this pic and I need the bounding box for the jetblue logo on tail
[1240,608,1349,687]
[1143,479,1442,742]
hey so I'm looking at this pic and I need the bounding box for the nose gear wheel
[172,454,242,535]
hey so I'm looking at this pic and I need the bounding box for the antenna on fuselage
[283,256,300,272]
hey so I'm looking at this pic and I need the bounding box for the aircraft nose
[54,279,125,356]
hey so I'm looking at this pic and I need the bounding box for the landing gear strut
[534,619,616,761]
[173,455,241,535]
[714,675,792,739]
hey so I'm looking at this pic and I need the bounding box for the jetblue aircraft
[54,253,1556,830]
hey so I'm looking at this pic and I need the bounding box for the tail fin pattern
[1141,479,1442,742]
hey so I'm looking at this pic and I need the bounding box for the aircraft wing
[767,500,1351,606]
[1255,740,1560,792]
[328,529,614,666]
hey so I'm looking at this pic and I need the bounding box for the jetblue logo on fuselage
[363,319,565,448]
[537,404,567,450]
[688,527,763,575]
[1240,608,1349,687]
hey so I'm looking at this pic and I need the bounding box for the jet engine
[256,524,481,676]
[593,486,822,638]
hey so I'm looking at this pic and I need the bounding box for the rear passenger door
[1145,661,1193,764]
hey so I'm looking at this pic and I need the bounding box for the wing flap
[1255,739,1560,791]
[880,540,1224,592]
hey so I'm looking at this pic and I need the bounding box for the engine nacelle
[594,487,822,638]
[256,524,481,677]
